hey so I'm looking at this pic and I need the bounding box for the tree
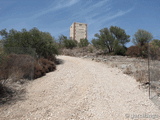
[113,40,127,56]
[0,28,58,59]
[58,34,67,48]
[149,39,160,59]
[63,39,77,49]
[132,29,153,46]
[128,29,153,58]
[110,26,130,46]
[0,40,3,54]
[78,39,89,47]
[92,26,130,54]
[150,39,160,48]
[91,39,101,49]
[93,28,115,52]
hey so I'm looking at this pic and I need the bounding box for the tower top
[70,22,87,42]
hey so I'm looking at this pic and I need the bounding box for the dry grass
[62,47,152,84]
[123,67,133,75]
[0,54,57,105]
[61,47,101,57]
[61,47,160,99]
[134,70,148,83]
[0,54,35,80]
[0,54,57,80]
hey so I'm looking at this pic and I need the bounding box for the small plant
[134,70,148,83]
[123,67,133,75]
[88,46,93,53]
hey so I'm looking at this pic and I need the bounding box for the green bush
[78,39,89,47]
[114,46,127,56]
[149,42,160,60]
[113,40,127,55]
[88,46,93,53]
[0,28,58,60]
[63,39,77,49]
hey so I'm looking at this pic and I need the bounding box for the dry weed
[134,70,148,83]
[123,67,133,75]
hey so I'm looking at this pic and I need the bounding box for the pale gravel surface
[0,55,160,120]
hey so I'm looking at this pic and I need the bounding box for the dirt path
[0,56,160,120]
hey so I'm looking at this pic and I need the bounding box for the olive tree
[150,39,160,48]
[92,26,130,55]
[132,29,153,46]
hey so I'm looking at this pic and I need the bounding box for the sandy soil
[0,55,160,120]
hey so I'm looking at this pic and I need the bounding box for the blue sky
[0,0,160,47]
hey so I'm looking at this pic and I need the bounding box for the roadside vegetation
[0,28,58,104]
[60,26,160,88]
[0,26,160,104]
[60,26,160,60]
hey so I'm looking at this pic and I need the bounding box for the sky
[0,0,160,47]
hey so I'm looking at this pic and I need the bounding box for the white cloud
[0,0,134,40]
[64,0,133,40]
[44,0,133,40]
[67,0,132,27]
[55,0,79,9]
[31,0,80,19]
[34,0,133,40]
[94,8,133,25]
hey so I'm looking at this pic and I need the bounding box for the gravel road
[0,55,160,120]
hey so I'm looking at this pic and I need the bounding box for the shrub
[126,45,148,58]
[38,58,56,72]
[114,45,127,56]
[149,42,160,60]
[45,55,59,64]
[0,28,59,59]
[88,46,93,53]
[134,70,148,83]
[78,39,89,47]
[0,54,56,80]
[63,39,77,49]
[34,63,45,79]
[0,53,57,104]
[0,54,35,80]
[126,46,141,57]
[34,58,56,79]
